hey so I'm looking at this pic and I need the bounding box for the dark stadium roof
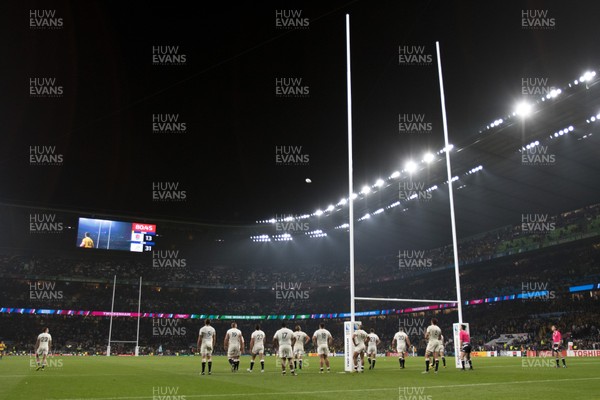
[1,0,600,252]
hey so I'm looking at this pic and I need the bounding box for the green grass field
[0,355,599,400]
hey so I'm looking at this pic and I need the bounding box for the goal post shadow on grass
[344,15,465,371]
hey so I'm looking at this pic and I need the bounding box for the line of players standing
[196,320,333,375]
[196,317,475,375]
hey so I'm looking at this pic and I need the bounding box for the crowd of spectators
[1,204,600,355]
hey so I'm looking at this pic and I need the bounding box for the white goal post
[344,15,465,370]
[106,275,143,356]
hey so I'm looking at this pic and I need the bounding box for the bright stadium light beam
[360,185,371,195]
[423,152,435,163]
[515,101,533,117]
[374,178,384,188]
[580,71,596,82]
[404,160,418,174]
[315,209,323,216]
[390,171,400,179]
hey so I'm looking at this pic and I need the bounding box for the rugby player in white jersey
[197,319,216,375]
[35,327,52,371]
[247,324,266,373]
[392,326,411,369]
[352,323,368,372]
[366,328,380,370]
[439,334,446,368]
[292,325,310,371]
[423,318,442,374]
[312,323,333,373]
[273,322,296,375]
[224,322,244,372]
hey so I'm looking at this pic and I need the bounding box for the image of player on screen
[79,232,94,248]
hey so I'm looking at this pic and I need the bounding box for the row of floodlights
[483,70,597,131]
[256,144,455,224]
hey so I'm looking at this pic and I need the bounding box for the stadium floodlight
[515,101,533,117]
[390,171,400,179]
[358,213,370,221]
[388,201,401,208]
[591,116,597,122]
[374,178,384,188]
[273,233,292,242]
[251,234,271,243]
[404,160,418,174]
[338,198,347,206]
[326,204,335,212]
[350,193,358,200]
[568,126,574,132]
[315,209,323,216]
[580,71,596,82]
[283,216,295,222]
[423,152,435,163]
[360,185,371,195]
[373,208,384,215]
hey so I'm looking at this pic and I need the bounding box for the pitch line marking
[47,376,600,400]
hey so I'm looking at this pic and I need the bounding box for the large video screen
[76,218,156,252]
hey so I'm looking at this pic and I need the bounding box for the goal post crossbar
[354,296,458,304]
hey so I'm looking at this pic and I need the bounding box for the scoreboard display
[130,222,156,252]
[76,218,157,253]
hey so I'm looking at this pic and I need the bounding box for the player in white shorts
[312,323,332,373]
[197,319,216,375]
[423,318,442,374]
[35,327,52,371]
[224,322,244,372]
[292,325,309,371]
[439,334,446,368]
[366,328,380,370]
[273,322,296,375]
[392,327,411,369]
[352,323,368,372]
[247,324,266,373]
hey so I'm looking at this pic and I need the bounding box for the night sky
[1,0,600,240]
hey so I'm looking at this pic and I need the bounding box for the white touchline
[49,376,600,400]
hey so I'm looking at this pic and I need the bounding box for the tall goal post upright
[345,13,357,372]
[435,41,463,324]
[436,41,468,367]
[135,276,142,356]
[346,14,355,328]
[106,275,116,357]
